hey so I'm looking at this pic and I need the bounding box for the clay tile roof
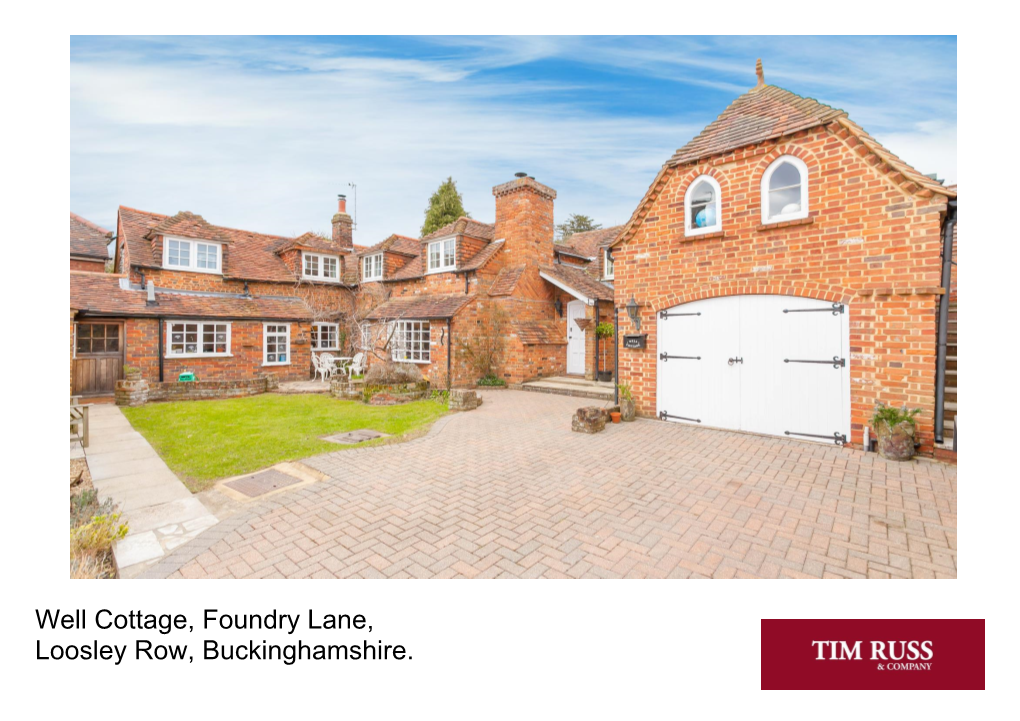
[276,232,344,254]
[358,234,420,257]
[387,254,424,281]
[70,212,111,259]
[145,211,233,244]
[421,217,495,242]
[669,84,846,166]
[70,272,314,321]
[556,226,622,258]
[365,294,472,321]
[539,264,614,303]
[460,238,504,271]
[511,319,566,346]
[488,265,525,296]
[118,206,351,284]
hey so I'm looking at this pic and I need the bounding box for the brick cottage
[609,61,957,455]
[69,200,358,397]
[355,174,615,387]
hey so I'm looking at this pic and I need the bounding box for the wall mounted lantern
[555,297,563,318]
[626,297,640,332]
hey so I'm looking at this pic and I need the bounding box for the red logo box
[761,619,984,690]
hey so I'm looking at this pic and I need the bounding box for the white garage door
[656,294,850,445]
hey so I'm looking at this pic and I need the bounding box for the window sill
[163,266,223,275]
[426,268,456,275]
[393,358,431,365]
[263,362,292,367]
[757,217,813,231]
[681,230,725,241]
[301,276,341,283]
[165,353,233,359]
[362,277,382,283]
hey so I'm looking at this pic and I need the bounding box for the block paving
[141,390,956,579]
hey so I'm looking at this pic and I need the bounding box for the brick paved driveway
[142,390,957,579]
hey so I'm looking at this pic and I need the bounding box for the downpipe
[934,199,957,444]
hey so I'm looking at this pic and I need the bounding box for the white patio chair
[319,352,338,381]
[346,352,366,378]
[312,353,331,383]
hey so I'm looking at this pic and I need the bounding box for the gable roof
[421,217,495,242]
[488,265,526,296]
[70,272,314,321]
[556,226,622,258]
[611,73,956,250]
[118,206,350,284]
[144,211,233,244]
[358,234,420,258]
[70,212,111,260]
[275,232,344,254]
[539,264,614,303]
[365,294,472,320]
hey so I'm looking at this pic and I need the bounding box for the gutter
[934,199,957,444]
[158,318,165,383]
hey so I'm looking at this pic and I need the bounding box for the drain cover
[224,469,302,498]
[322,429,389,445]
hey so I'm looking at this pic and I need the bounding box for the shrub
[871,402,921,429]
[595,322,615,339]
[477,374,506,387]
[71,513,128,558]
[618,382,633,401]
[458,303,508,380]
[365,361,424,385]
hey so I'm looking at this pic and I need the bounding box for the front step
[518,377,614,401]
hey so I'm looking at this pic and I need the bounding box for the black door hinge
[659,411,701,423]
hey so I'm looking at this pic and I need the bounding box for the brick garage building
[609,61,957,455]
[357,175,616,386]
[69,201,358,397]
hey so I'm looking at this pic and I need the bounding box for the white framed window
[427,237,456,273]
[362,253,383,282]
[302,252,340,282]
[166,321,231,358]
[359,322,374,352]
[162,236,222,274]
[391,320,430,363]
[263,323,291,365]
[684,175,722,236]
[761,155,809,223]
[603,248,615,280]
[311,322,339,350]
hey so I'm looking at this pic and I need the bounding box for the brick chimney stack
[493,174,556,269]
[332,194,353,250]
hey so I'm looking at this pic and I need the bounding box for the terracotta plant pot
[610,411,621,424]
[875,421,916,461]
[620,398,636,422]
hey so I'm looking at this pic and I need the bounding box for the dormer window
[163,236,222,274]
[427,237,456,273]
[684,176,722,237]
[604,248,615,280]
[362,253,383,282]
[762,155,809,223]
[302,252,340,282]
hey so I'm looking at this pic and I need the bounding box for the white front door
[657,294,850,445]
[566,300,586,375]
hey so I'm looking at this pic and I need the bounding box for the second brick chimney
[332,194,353,250]
[493,175,556,268]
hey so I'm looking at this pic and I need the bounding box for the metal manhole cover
[224,469,302,498]
[322,429,390,445]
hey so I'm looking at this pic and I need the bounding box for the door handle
[727,357,743,365]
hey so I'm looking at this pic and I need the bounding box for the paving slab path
[83,405,218,577]
[140,390,957,579]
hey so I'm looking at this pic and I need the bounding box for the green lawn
[122,394,447,492]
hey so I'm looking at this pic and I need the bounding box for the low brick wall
[145,374,278,403]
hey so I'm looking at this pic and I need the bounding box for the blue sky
[71,36,956,245]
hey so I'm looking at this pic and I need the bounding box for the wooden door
[566,301,586,375]
[73,321,124,396]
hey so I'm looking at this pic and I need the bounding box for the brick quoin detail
[613,125,949,455]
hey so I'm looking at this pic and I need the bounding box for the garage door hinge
[785,431,847,446]
[659,311,702,319]
[783,303,844,315]
[660,411,701,423]
[660,353,701,362]
[784,356,845,368]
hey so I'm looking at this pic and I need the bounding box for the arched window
[761,155,809,223]
[684,175,722,236]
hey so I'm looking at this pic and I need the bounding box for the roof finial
[755,58,765,89]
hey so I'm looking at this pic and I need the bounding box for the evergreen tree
[421,177,470,236]
[556,213,602,241]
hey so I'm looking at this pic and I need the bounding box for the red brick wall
[613,124,950,453]
[493,178,556,270]
[125,318,313,384]
[71,258,106,272]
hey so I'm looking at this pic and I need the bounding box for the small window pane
[769,186,802,218]
[769,162,801,191]
[689,180,717,230]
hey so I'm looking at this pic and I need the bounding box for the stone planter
[620,398,636,422]
[876,421,916,461]
[572,406,607,434]
[124,368,142,382]
[115,378,149,407]
[449,389,480,412]
[330,377,363,401]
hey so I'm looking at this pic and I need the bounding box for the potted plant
[871,402,921,461]
[609,410,621,423]
[619,383,636,422]
[595,322,614,382]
